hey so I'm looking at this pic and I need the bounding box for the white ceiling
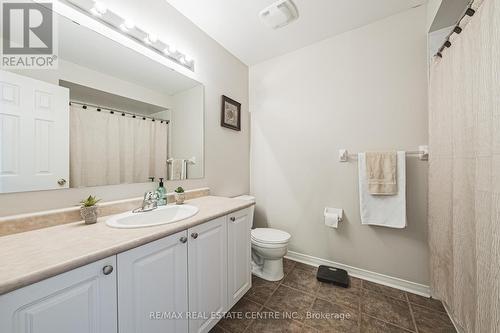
[166,0,426,65]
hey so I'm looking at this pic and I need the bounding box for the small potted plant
[80,195,101,224]
[174,187,186,205]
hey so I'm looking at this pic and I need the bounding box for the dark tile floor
[211,258,456,333]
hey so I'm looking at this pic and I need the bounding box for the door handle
[191,232,198,239]
[180,236,187,243]
[102,265,113,275]
[57,178,67,186]
[230,217,236,222]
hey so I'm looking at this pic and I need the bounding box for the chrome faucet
[133,191,159,213]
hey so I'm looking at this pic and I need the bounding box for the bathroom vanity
[0,196,253,333]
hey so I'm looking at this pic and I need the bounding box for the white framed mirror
[0,1,204,193]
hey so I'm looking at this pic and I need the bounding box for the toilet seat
[251,228,291,245]
[251,239,288,249]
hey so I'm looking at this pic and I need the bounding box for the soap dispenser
[156,178,167,206]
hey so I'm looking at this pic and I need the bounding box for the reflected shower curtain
[70,105,168,187]
[428,0,499,331]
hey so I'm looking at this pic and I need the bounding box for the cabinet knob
[191,232,198,239]
[180,236,187,243]
[57,178,67,186]
[102,265,113,275]
[230,217,236,222]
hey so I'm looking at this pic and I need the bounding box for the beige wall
[0,0,249,216]
[249,6,429,284]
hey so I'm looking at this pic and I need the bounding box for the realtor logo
[1,0,57,69]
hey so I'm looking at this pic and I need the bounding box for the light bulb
[168,44,177,54]
[148,34,158,43]
[90,1,107,16]
[124,20,135,29]
[120,20,135,32]
[145,33,158,44]
[94,2,107,14]
[125,20,135,29]
[90,7,101,16]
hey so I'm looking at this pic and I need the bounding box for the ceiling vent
[259,0,299,30]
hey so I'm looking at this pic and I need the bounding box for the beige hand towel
[365,152,397,195]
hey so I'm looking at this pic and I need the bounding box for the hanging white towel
[170,159,186,180]
[358,151,406,228]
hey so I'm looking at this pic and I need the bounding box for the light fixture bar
[64,0,195,71]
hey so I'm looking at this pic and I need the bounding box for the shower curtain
[70,105,168,187]
[428,0,499,332]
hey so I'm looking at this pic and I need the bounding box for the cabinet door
[188,216,227,333]
[0,256,117,333]
[227,208,252,308]
[117,230,188,333]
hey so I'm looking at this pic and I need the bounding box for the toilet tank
[233,195,255,226]
[234,195,255,203]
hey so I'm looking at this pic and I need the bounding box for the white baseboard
[285,250,430,297]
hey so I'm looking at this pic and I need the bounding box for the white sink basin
[106,204,199,228]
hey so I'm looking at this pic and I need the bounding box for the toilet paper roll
[324,208,343,229]
[325,213,339,228]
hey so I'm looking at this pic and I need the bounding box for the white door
[227,208,252,308]
[188,216,227,333]
[0,256,117,333]
[117,230,188,333]
[0,70,69,193]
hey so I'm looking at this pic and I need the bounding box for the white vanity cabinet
[227,208,252,308]
[117,215,235,333]
[0,256,117,333]
[117,230,189,333]
[0,207,252,333]
[188,216,228,333]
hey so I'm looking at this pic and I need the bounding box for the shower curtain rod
[435,1,476,58]
[69,101,170,124]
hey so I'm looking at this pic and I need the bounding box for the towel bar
[338,146,428,162]
[166,157,196,165]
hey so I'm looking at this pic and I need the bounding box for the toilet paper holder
[324,207,343,222]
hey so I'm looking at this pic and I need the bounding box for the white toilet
[235,195,291,281]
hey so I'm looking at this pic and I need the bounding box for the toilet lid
[251,228,291,244]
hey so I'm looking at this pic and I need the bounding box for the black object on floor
[316,265,349,288]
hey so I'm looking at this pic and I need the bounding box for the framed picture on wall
[221,95,241,131]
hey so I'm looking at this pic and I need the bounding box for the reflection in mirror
[64,81,170,188]
[0,9,204,194]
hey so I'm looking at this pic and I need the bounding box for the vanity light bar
[65,0,195,71]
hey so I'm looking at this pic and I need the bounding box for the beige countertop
[0,196,254,296]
